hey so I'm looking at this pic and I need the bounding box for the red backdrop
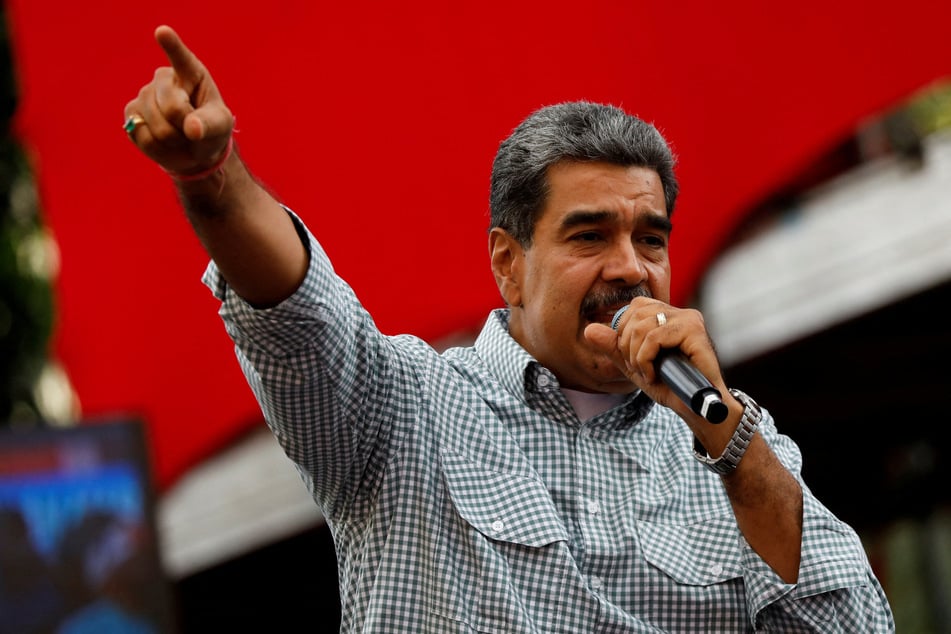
[7,0,950,489]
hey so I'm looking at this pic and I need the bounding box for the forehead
[543,161,665,213]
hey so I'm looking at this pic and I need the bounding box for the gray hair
[489,101,679,246]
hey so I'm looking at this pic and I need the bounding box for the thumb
[584,322,638,380]
[584,322,620,357]
[182,105,233,142]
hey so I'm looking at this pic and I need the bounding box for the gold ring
[123,114,146,135]
[656,312,667,326]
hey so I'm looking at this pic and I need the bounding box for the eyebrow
[560,209,673,233]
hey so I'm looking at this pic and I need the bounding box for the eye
[640,234,667,249]
[572,231,603,242]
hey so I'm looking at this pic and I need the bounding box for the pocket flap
[637,516,744,586]
[442,451,569,548]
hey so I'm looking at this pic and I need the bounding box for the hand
[123,25,234,176]
[584,297,729,421]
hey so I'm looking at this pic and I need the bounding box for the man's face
[490,161,672,393]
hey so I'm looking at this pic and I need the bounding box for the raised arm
[124,25,307,307]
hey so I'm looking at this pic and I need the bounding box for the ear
[488,227,524,307]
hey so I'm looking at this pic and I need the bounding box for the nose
[602,239,648,286]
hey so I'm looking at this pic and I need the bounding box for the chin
[582,365,636,394]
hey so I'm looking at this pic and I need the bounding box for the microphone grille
[610,306,629,331]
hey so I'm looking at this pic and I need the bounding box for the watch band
[693,388,762,475]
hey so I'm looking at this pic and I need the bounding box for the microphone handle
[657,351,728,424]
[611,306,727,424]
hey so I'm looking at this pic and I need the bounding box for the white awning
[701,131,951,366]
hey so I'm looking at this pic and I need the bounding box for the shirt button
[589,576,603,591]
[536,374,551,388]
[709,563,724,577]
[586,500,601,515]
[579,427,592,439]
[491,520,505,534]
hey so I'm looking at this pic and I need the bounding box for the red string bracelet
[165,135,234,182]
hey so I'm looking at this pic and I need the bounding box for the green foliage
[907,80,951,137]
[0,5,54,424]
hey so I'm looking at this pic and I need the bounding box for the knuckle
[683,307,705,326]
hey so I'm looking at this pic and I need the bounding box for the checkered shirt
[204,213,894,633]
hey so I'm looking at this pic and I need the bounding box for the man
[125,25,894,632]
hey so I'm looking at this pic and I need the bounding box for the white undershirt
[561,388,627,421]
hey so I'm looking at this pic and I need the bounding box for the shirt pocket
[635,516,744,587]
[430,451,572,633]
[441,450,569,546]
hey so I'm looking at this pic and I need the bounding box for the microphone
[611,306,728,424]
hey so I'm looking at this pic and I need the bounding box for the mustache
[580,286,652,320]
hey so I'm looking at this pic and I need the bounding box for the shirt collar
[475,309,538,400]
[475,309,653,426]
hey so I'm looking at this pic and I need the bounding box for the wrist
[165,135,234,182]
[693,389,762,475]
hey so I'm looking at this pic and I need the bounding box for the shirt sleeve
[739,411,896,631]
[201,208,423,520]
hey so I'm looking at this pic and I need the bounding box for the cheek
[524,257,595,324]
[647,264,671,301]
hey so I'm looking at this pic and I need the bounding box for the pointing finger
[154,25,205,94]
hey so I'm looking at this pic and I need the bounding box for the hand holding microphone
[611,305,728,424]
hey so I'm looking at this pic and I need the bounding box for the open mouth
[583,304,629,327]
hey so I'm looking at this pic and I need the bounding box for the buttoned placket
[574,418,613,599]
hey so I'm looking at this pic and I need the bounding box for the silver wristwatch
[693,389,762,475]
